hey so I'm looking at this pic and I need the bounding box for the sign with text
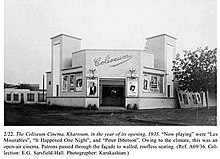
[94,54,132,67]
[127,78,138,97]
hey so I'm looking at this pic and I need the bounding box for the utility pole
[43,74,45,102]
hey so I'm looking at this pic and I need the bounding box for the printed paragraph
[3,131,219,156]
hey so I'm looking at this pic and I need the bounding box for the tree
[17,83,32,90]
[4,83,16,88]
[173,47,217,106]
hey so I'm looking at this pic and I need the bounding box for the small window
[7,94,11,101]
[38,93,45,102]
[13,94,19,101]
[167,85,170,97]
[27,93,35,102]
[49,81,51,85]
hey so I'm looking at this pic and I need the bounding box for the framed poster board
[87,78,98,97]
[69,74,75,92]
[127,78,138,97]
[62,75,68,92]
[143,74,150,92]
[142,72,163,93]
[75,73,83,92]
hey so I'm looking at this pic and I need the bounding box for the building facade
[46,34,178,109]
[4,88,46,104]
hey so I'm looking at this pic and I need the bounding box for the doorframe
[99,78,126,107]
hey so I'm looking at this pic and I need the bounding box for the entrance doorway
[21,93,24,104]
[99,78,125,107]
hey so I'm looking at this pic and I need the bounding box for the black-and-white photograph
[2,0,219,158]
[87,78,98,97]
[3,0,217,126]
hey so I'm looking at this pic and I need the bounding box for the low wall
[139,97,177,109]
[47,97,86,108]
[208,92,217,107]
[85,98,99,108]
[126,98,139,109]
[47,97,177,109]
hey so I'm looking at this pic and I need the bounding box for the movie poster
[75,74,83,92]
[143,73,163,93]
[150,75,158,91]
[127,78,138,97]
[143,74,150,92]
[62,75,68,92]
[69,74,75,92]
[87,78,98,97]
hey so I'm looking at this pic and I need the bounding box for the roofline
[50,34,82,40]
[72,49,152,54]
[146,34,177,40]
[143,66,165,72]
[61,66,83,71]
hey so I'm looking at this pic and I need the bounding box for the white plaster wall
[85,98,99,108]
[140,51,154,68]
[46,72,53,97]
[47,97,85,107]
[62,36,81,69]
[202,92,217,107]
[126,98,140,108]
[85,50,141,78]
[146,35,177,98]
[52,41,61,97]
[165,36,176,98]
[72,50,86,68]
[166,44,174,97]
[208,92,217,106]
[139,98,176,109]
[4,89,46,104]
[5,89,29,103]
[146,36,165,69]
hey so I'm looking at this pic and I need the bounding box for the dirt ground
[4,103,217,126]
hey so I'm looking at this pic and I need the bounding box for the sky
[4,0,217,88]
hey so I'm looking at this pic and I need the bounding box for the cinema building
[46,34,178,109]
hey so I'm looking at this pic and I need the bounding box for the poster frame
[126,77,139,98]
[86,77,98,98]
